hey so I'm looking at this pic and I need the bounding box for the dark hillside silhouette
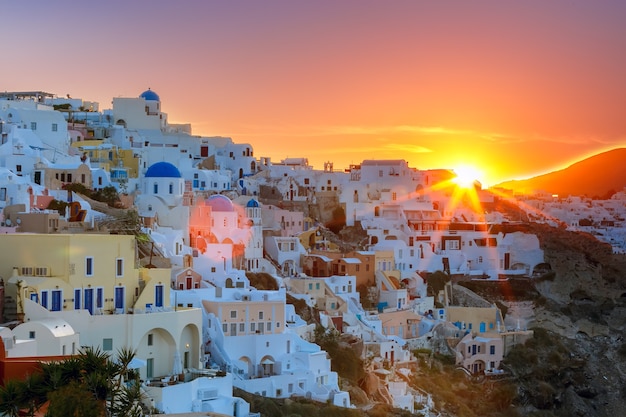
[495,148,626,198]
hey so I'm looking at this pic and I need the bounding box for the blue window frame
[86,257,94,276]
[74,289,81,310]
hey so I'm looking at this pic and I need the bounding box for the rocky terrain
[465,222,626,416]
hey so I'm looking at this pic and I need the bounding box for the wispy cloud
[382,143,433,153]
[195,123,512,141]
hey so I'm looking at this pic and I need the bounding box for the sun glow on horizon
[452,165,484,189]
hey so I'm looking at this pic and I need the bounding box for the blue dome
[145,162,181,178]
[140,89,160,101]
[206,194,234,212]
[246,199,259,208]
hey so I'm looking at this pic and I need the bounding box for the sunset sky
[2,1,626,186]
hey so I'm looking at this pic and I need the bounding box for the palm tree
[1,346,148,417]
[18,372,47,417]
[0,379,24,417]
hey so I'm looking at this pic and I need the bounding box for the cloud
[381,143,433,153]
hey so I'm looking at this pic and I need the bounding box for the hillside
[495,148,626,198]
[462,222,626,416]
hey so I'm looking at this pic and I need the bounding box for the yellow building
[2,233,203,381]
[446,306,505,335]
[72,140,140,181]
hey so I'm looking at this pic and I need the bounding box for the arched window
[169,182,174,194]
[153,183,158,194]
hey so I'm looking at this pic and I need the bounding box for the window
[148,334,153,346]
[74,289,81,310]
[259,311,264,319]
[52,123,58,132]
[230,310,237,318]
[96,288,103,309]
[239,323,245,332]
[31,121,37,130]
[116,258,123,277]
[490,345,495,355]
[153,183,158,194]
[222,323,228,333]
[103,338,113,351]
[250,323,256,333]
[447,240,460,250]
[169,183,174,194]
[29,331,36,339]
[267,322,272,332]
[85,257,94,276]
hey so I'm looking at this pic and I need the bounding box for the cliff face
[506,223,626,416]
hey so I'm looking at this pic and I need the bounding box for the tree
[46,381,103,417]
[0,380,24,417]
[0,346,147,417]
[91,185,121,207]
[426,270,450,298]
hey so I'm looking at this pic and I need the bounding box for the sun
[453,165,483,189]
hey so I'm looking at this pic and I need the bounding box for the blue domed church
[136,161,189,231]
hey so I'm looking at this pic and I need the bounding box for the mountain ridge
[494,148,626,198]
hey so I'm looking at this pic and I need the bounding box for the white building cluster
[0,89,551,415]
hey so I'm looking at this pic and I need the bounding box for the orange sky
[2,1,626,187]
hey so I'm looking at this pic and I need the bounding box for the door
[114,287,125,310]
[84,288,94,315]
[146,358,154,379]
[51,290,62,311]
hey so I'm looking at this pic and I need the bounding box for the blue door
[155,285,164,307]
[84,288,94,315]
[114,287,125,310]
[51,290,62,311]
